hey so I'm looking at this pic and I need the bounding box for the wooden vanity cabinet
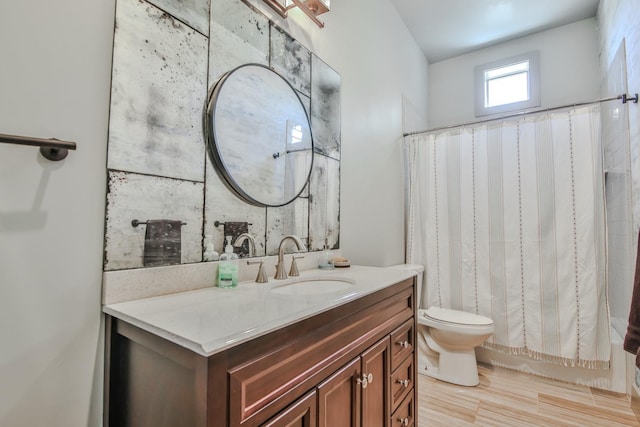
[105,277,416,427]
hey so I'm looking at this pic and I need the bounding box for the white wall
[599,0,640,234]
[0,0,427,426]
[429,18,600,128]
[0,1,114,426]
[328,0,429,267]
[598,0,640,392]
[247,0,430,267]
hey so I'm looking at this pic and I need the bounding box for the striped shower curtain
[405,105,611,368]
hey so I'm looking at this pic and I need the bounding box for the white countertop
[103,265,416,356]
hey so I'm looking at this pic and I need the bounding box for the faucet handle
[247,260,268,283]
[289,255,304,277]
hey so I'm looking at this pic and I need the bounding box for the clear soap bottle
[318,238,334,270]
[218,236,239,288]
[203,234,219,261]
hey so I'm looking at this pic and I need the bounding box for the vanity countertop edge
[103,265,416,357]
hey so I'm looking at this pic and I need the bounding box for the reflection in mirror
[205,63,314,207]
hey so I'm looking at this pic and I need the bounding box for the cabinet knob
[396,340,410,349]
[396,379,410,388]
[357,372,374,388]
[356,374,368,389]
[397,417,409,426]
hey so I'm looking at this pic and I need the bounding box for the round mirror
[205,63,314,207]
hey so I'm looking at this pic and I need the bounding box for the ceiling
[389,0,600,63]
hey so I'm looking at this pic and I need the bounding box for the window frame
[474,51,540,117]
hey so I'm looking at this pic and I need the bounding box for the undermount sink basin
[270,276,356,296]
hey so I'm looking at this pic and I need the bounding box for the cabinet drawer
[391,393,414,427]
[390,354,413,410]
[390,319,414,370]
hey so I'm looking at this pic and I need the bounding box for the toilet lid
[424,306,493,326]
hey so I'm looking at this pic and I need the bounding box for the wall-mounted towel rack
[132,219,187,227]
[0,132,77,161]
[214,220,253,227]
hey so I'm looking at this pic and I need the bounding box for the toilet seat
[423,306,493,326]
[418,307,494,335]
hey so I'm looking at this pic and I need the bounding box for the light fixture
[263,0,330,28]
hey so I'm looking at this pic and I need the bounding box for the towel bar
[214,220,253,227]
[0,132,77,161]
[132,219,187,227]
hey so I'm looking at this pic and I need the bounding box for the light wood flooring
[418,363,640,426]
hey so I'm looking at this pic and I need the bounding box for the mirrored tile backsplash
[104,0,341,270]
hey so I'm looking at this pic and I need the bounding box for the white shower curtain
[405,105,611,368]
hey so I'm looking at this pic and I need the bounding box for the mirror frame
[204,63,314,208]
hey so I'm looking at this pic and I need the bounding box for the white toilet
[389,264,494,387]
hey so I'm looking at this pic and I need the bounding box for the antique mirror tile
[104,0,341,271]
[209,0,269,82]
[108,0,208,182]
[299,91,311,130]
[146,0,210,35]
[266,198,310,255]
[297,92,311,198]
[105,171,204,271]
[311,54,342,159]
[204,158,267,257]
[309,155,340,250]
[270,25,311,97]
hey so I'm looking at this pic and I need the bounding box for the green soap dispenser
[217,236,239,288]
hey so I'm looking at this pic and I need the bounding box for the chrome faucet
[233,233,256,257]
[275,235,307,279]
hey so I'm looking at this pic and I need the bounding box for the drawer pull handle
[396,340,410,349]
[396,379,410,388]
[397,417,409,426]
[366,373,374,383]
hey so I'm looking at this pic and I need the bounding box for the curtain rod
[403,93,638,137]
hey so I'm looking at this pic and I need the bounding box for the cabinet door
[317,357,361,427]
[262,390,317,427]
[361,338,390,427]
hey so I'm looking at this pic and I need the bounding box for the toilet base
[418,348,480,386]
[417,324,482,387]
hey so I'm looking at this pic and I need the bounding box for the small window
[475,52,540,117]
[290,124,303,145]
[286,120,304,147]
